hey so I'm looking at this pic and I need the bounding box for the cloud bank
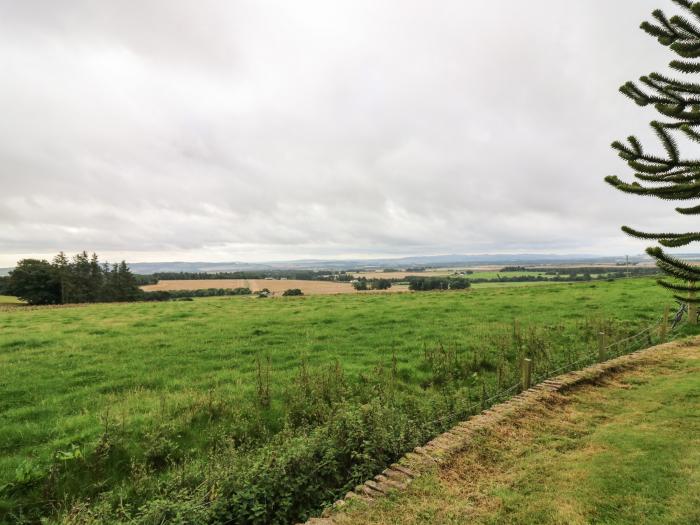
[0,0,692,265]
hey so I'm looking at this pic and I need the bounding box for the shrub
[369,279,392,290]
[352,279,368,291]
[282,289,304,296]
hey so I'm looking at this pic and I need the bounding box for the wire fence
[182,308,690,525]
[418,309,678,435]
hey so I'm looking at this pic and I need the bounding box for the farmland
[141,278,409,295]
[353,270,459,280]
[0,278,683,523]
[139,267,641,297]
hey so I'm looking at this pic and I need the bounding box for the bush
[369,279,392,290]
[352,279,368,291]
[6,259,60,305]
[282,289,304,296]
[449,279,469,290]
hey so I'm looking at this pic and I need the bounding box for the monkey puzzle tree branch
[607,0,700,312]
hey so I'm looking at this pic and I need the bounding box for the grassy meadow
[0,278,681,523]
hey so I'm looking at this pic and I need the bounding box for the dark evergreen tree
[7,259,61,305]
[352,278,369,291]
[0,276,9,295]
[6,252,145,305]
[52,251,69,304]
[67,251,92,303]
[369,278,392,290]
[88,253,103,302]
[605,0,700,322]
[110,261,140,302]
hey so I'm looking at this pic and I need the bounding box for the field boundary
[300,335,695,524]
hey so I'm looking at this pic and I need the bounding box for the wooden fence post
[660,305,669,341]
[521,358,533,391]
[689,282,698,326]
[598,332,607,362]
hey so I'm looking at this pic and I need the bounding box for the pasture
[140,269,611,297]
[0,278,679,523]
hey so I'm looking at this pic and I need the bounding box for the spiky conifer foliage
[606,0,700,304]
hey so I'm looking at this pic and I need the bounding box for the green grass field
[334,342,700,525]
[0,295,22,305]
[0,278,681,523]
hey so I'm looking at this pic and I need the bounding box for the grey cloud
[0,0,690,265]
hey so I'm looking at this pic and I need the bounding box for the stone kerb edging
[299,338,689,525]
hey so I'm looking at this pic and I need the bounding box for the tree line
[142,287,252,302]
[148,270,354,282]
[352,277,392,291]
[6,252,141,305]
[525,266,659,277]
[406,276,470,291]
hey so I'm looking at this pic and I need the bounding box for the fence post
[660,305,669,341]
[598,332,607,362]
[520,358,533,391]
[689,282,698,326]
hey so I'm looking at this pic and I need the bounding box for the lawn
[334,341,700,525]
[0,277,678,523]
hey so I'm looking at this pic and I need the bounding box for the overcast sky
[0,0,695,266]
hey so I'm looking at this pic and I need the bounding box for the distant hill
[125,253,652,275]
[10,251,700,276]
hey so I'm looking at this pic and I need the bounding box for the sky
[0,0,695,266]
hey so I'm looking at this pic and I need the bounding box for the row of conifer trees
[6,252,141,305]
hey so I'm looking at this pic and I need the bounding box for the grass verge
[334,340,700,525]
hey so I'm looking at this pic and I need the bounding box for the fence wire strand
[422,314,674,439]
[222,312,682,523]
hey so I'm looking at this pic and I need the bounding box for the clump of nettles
[605,0,700,308]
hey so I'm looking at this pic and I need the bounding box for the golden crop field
[353,270,460,280]
[141,279,409,295]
